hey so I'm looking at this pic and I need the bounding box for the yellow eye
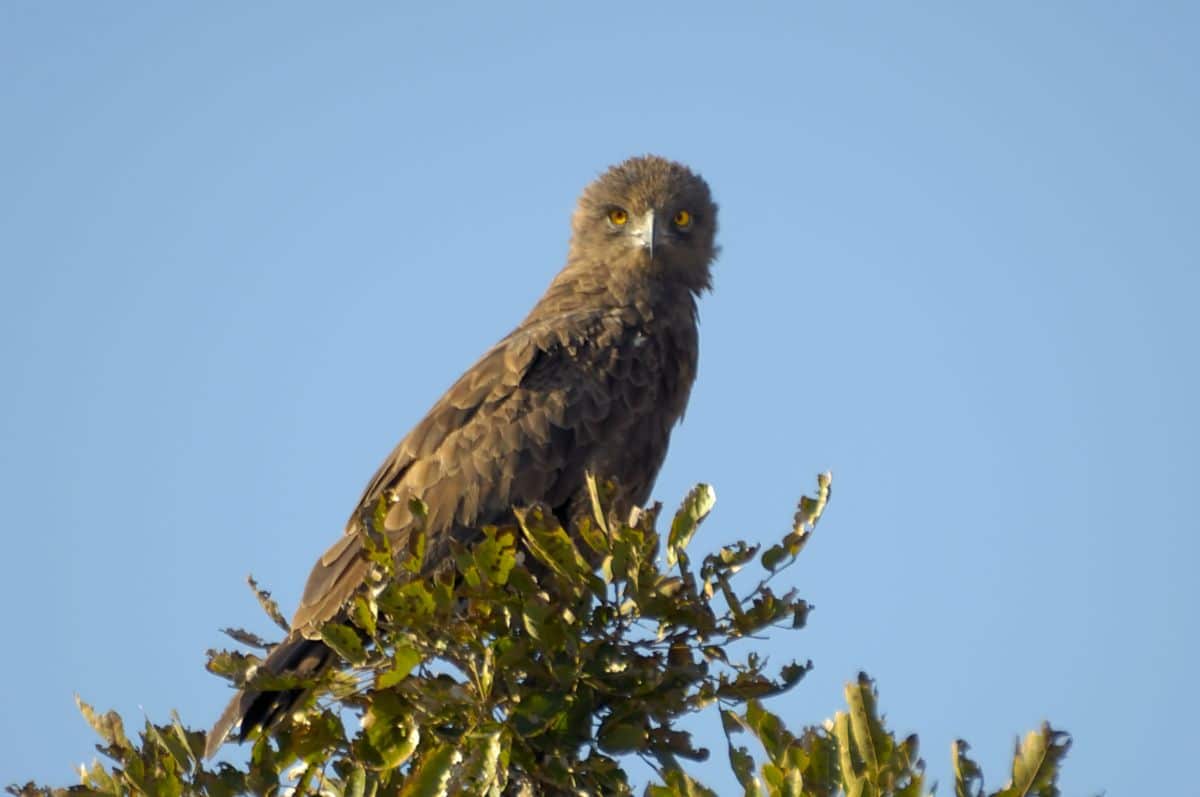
[608,208,629,226]
[673,209,692,228]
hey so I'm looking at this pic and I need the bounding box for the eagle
[205,155,719,758]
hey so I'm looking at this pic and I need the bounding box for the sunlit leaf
[352,595,378,639]
[356,693,420,771]
[321,623,368,666]
[398,743,459,797]
[845,673,882,781]
[794,471,832,533]
[994,723,1071,797]
[668,483,715,567]
[76,696,131,752]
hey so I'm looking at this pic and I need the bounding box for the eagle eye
[607,207,629,226]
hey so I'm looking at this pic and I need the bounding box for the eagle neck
[537,258,701,328]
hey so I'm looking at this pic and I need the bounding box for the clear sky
[2,3,1196,794]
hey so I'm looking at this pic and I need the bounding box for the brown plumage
[205,155,719,758]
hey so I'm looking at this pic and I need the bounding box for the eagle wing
[289,306,651,634]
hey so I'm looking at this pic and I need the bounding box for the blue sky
[2,3,1196,793]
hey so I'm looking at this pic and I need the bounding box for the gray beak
[631,209,656,257]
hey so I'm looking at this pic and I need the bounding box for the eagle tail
[204,635,333,759]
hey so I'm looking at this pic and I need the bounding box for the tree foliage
[10,473,1071,796]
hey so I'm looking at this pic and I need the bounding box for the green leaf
[473,526,517,586]
[716,670,776,702]
[345,765,368,797]
[516,504,595,589]
[953,739,983,797]
[398,744,460,797]
[169,710,200,764]
[727,743,759,795]
[794,471,832,533]
[668,483,715,567]
[378,579,436,619]
[397,500,429,574]
[321,623,368,666]
[703,541,759,583]
[585,472,612,537]
[833,711,859,791]
[606,523,647,587]
[144,717,192,772]
[356,693,420,771]
[205,648,259,683]
[994,724,1071,797]
[744,700,788,761]
[652,768,720,797]
[288,709,348,763]
[510,689,574,741]
[760,543,788,572]
[597,716,648,755]
[574,515,609,557]
[376,640,423,689]
[521,598,565,647]
[369,495,392,545]
[76,696,131,752]
[352,595,378,639]
[451,726,507,796]
[845,673,883,781]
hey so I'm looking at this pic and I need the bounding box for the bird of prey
[205,155,719,758]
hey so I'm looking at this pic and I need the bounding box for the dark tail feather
[204,635,334,759]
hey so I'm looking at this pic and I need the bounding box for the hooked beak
[630,209,656,258]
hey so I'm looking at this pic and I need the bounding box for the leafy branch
[9,473,1072,796]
